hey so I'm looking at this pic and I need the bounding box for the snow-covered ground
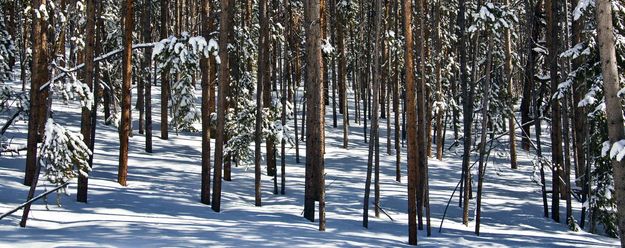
[0,85,619,247]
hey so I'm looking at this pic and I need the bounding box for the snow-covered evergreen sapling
[153,32,218,132]
[40,118,92,190]
[0,10,16,82]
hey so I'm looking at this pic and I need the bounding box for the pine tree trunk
[119,0,134,187]
[200,0,212,205]
[595,0,625,244]
[337,7,348,149]
[403,0,418,244]
[24,0,49,186]
[458,0,472,226]
[144,0,153,153]
[255,0,268,207]
[160,0,169,140]
[520,0,541,151]
[212,0,234,213]
[476,34,494,236]
[571,0,587,188]
[303,0,325,230]
[77,0,96,202]
[504,0,517,170]
[433,0,444,161]
[546,0,562,223]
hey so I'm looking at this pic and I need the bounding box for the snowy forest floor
[0,84,620,247]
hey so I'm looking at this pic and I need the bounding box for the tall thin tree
[118,0,134,186]
[212,0,234,212]
[404,0,418,244]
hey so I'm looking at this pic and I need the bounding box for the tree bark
[77,0,96,202]
[596,0,625,245]
[403,0,418,244]
[255,0,269,207]
[303,0,325,232]
[504,0,517,170]
[144,0,153,153]
[160,0,169,140]
[24,0,49,187]
[119,0,134,186]
[546,0,562,223]
[200,0,212,205]
[212,0,233,213]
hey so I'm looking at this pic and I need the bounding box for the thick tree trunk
[595,0,625,245]
[24,0,49,186]
[303,0,325,231]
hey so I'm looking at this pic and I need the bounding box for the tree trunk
[212,0,234,213]
[504,0,517,169]
[77,0,96,202]
[403,0,418,244]
[255,0,269,207]
[200,0,212,205]
[160,0,169,140]
[303,0,325,231]
[119,0,134,186]
[144,0,153,153]
[458,0,472,226]
[24,0,49,186]
[596,0,625,245]
[546,0,562,223]
[476,34,494,236]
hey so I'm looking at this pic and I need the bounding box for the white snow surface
[0,84,620,247]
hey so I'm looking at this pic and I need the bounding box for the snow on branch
[39,42,157,92]
[40,118,92,186]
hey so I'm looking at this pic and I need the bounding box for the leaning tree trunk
[595,0,625,245]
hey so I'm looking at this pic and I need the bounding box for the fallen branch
[374,203,395,221]
[0,181,70,221]
[0,108,22,135]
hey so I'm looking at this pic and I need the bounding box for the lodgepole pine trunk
[77,0,96,201]
[403,0,418,244]
[118,0,134,186]
[595,0,625,245]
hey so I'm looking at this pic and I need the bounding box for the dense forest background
[0,0,624,246]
